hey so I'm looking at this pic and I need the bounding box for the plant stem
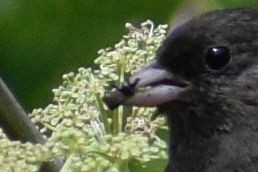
[0,77,62,172]
[95,94,111,133]
[112,63,125,134]
[118,160,130,172]
[60,153,76,172]
[117,106,123,132]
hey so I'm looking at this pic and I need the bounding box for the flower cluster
[0,128,49,172]
[1,20,169,172]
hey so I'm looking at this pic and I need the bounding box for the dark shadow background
[0,0,257,112]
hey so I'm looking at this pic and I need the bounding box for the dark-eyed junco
[104,8,258,172]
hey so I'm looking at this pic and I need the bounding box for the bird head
[104,8,258,132]
[103,8,258,171]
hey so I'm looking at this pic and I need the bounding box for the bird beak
[103,60,190,110]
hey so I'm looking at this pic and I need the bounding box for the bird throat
[165,106,258,172]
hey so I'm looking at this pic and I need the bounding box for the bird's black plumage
[104,8,258,172]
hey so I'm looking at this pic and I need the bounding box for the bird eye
[204,46,231,70]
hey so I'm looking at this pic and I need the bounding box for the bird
[103,8,258,172]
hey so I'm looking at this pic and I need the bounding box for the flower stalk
[0,20,169,172]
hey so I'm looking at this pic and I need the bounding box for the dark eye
[205,46,231,70]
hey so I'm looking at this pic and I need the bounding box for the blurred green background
[0,0,258,112]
